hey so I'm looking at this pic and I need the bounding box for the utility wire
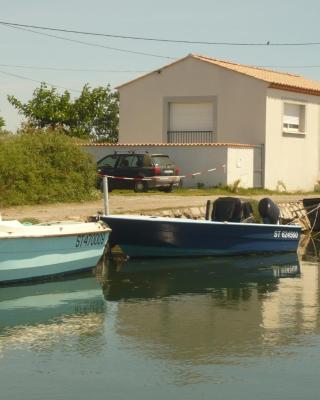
[8,25,320,72]
[0,64,147,73]
[1,20,320,46]
[2,24,175,60]
[3,63,320,72]
[0,70,81,93]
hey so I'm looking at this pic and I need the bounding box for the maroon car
[97,152,181,192]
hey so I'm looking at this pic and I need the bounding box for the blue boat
[0,220,111,283]
[99,198,301,258]
[101,214,301,258]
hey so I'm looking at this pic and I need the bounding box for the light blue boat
[0,220,111,284]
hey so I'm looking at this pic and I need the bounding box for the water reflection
[301,235,320,262]
[0,274,106,353]
[0,242,319,377]
[100,253,300,302]
[96,253,309,377]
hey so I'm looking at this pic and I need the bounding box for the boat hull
[0,229,110,283]
[101,215,301,258]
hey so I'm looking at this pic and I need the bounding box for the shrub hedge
[0,131,98,206]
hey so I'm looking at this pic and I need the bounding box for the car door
[97,154,119,189]
[114,154,139,189]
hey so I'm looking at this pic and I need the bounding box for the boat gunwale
[102,214,301,230]
[0,227,111,240]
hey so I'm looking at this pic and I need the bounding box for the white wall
[118,56,267,146]
[265,89,320,191]
[83,144,255,188]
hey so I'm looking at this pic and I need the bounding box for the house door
[253,145,264,188]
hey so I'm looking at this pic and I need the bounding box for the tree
[0,115,11,137]
[8,83,71,130]
[71,85,119,142]
[8,82,119,142]
[0,116,5,130]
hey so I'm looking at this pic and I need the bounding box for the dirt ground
[1,193,316,223]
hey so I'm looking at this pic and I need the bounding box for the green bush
[0,130,98,206]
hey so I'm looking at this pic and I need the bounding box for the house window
[283,103,306,134]
[168,102,216,143]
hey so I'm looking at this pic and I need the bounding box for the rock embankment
[140,200,310,231]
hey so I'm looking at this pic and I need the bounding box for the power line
[3,62,320,72]
[1,20,320,46]
[0,64,147,73]
[0,70,81,93]
[2,24,175,60]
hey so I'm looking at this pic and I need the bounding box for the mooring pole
[103,176,109,216]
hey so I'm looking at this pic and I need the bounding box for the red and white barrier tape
[98,164,226,181]
[180,164,226,178]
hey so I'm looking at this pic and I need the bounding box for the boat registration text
[273,230,299,239]
[76,233,106,247]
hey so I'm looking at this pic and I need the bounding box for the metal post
[103,176,109,216]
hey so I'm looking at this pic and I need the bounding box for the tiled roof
[81,142,255,148]
[193,54,320,95]
[117,53,320,96]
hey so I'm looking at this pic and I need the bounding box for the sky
[1,0,320,131]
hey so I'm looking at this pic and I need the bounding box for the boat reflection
[0,273,106,353]
[94,252,313,373]
[99,253,300,302]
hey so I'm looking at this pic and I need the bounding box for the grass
[108,186,318,197]
[19,217,41,225]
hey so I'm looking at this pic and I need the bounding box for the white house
[110,54,320,191]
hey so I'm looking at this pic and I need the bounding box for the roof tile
[193,54,320,95]
[81,142,255,148]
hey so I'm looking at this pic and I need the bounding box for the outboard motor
[258,198,280,224]
[211,197,243,222]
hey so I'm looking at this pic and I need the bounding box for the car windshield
[151,156,173,166]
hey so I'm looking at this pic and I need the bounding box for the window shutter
[283,103,300,125]
[169,102,213,131]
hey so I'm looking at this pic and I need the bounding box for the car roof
[98,152,171,162]
[113,153,169,157]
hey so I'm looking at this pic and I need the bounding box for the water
[1,237,320,399]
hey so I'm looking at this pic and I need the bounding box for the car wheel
[134,180,148,193]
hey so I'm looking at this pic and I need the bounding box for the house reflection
[101,250,320,363]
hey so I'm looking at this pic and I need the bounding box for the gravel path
[1,193,316,223]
